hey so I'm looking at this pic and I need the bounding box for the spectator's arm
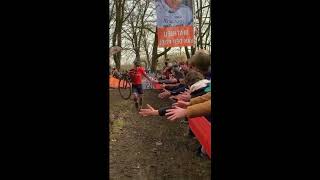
[158,79,177,84]
[158,106,171,116]
[186,100,211,118]
[162,67,168,74]
[164,83,180,87]
[170,86,187,96]
[139,104,159,117]
[189,92,212,106]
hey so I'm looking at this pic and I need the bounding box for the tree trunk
[164,48,168,60]
[117,30,122,69]
[135,48,140,61]
[151,30,172,73]
[199,0,203,49]
[112,29,121,70]
[151,32,158,73]
[113,0,122,70]
[185,46,190,59]
[191,46,196,55]
[143,33,151,68]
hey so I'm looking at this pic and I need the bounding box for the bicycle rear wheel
[118,78,132,100]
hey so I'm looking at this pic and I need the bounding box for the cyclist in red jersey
[129,60,156,110]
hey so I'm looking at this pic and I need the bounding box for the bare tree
[142,30,151,68]
[151,30,171,72]
[185,46,191,59]
[121,0,154,63]
[121,0,172,71]
[185,0,211,58]
[109,0,210,70]
[110,0,137,70]
[195,0,211,50]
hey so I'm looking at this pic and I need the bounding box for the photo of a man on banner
[156,0,193,27]
[156,0,194,47]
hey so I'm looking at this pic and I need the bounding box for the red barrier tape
[189,116,211,158]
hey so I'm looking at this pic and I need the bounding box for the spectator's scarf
[204,83,211,92]
[190,79,211,93]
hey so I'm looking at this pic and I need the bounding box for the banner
[142,73,156,89]
[156,0,194,47]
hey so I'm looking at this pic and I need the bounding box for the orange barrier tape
[109,76,131,89]
[109,76,163,89]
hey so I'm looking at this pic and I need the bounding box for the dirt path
[109,89,211,180]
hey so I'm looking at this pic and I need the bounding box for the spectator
[139,92,211,119]
[161,70,210,137]
[160,70,209,100]
[158,68,187,99]
[190,50,211,80]
[179,61,189,75]
[160,61,189,90]
[157,67,188,98]
[167,92,211,120]
[162,62,172,79]
[140,70,209,117]
[139,70,212,158]
[157,64,182,85]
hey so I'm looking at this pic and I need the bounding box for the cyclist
[129,60,156,110]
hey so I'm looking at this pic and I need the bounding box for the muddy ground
[109,89,211,180]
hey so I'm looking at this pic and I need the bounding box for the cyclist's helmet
[133,59,141,67]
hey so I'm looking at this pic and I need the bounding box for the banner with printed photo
[155,0,194,47]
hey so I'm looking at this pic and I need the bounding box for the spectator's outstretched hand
[169,95,177,101]
[151,79,158,84]
[176,93,191,102]
[173,100,190,108]
[158,89,171,99]
[139,104,158,116]
[180,89,191,95]
[165,107,187,121]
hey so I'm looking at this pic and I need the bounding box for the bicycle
[109,46,131,100]
[115,71,132,100]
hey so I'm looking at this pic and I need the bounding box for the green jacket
[204,83,211,92]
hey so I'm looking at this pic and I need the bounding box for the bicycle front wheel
[118,78,132,100]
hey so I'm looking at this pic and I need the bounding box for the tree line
[109,0,211,72]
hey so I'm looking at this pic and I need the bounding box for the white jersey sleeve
[156,1,193,27]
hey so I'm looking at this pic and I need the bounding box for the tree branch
[200,6,210,31]
[122,29,134,42]
[122,0,139,23]
[195,5,210,14]
[157,47,171,58]
[135,26,156,34]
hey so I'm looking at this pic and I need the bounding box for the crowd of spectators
[139,50,212,158]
